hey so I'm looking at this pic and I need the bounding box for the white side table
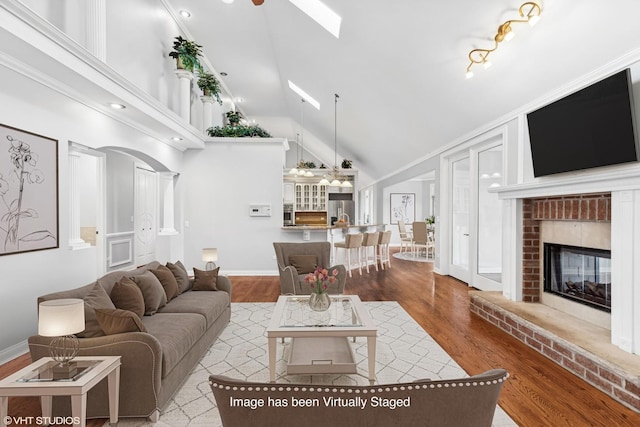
[0,356,121,427]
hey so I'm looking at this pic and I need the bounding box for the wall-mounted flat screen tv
[527,68,638,177]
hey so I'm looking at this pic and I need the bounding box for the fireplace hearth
[543,243,611,312]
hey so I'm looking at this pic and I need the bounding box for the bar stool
[334,233,363,277]
[362,231,380,273]
[377,230,392,270]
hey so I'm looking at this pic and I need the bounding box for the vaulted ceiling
[167,0,640,184]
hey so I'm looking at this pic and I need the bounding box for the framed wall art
[0,124,58,256]
[390,193,415,224]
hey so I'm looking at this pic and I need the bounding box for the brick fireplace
[470,185,640,412]
[521,193,611,303]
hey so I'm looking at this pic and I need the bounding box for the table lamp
[38,298,85,379]
[202,248,218,270]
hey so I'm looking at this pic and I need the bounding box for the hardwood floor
[2,251,639,426]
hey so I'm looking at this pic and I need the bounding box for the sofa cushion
[77,283,117,338]
[132,271,167,315]
[96,261,162,295]
[95,308,147,335]
[109,277,145,318]
[167,261,190,294]
[142,313,207,377]
[150,265,179,301]
[288,255,318,274]
[157,289,230,328]
[193,267,220,291]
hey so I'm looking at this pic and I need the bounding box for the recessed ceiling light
[289,0,341,38]
[220,72,228,76]
[109,103,126,109]
[179,10,191,18]
[235,97,244,103]
[288,80,320,110]
[171,137,183,142]
[221,0,234,4]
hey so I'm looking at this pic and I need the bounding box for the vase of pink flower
[304,266,338,311]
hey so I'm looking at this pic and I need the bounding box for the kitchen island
[281,223,388,264]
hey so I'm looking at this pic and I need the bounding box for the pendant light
[320,93,351,187]
[288,132,299,175]
[296,98,314,177]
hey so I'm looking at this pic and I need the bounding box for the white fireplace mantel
[491,165,640,200]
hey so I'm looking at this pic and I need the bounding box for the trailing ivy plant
[197,72,222,104]
[207,124,272,138]
[169,36,203,73]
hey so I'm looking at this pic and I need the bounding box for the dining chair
[411,221,429,259]
[397,219,413,253]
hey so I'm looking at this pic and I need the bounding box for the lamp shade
[202,248,218,263]
[38,299,85,337]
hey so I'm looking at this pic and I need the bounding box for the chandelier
[289,98,314,177]
[319,94,352,187]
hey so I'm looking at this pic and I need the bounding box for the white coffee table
[266,295,378,383]
[0,356,121,427]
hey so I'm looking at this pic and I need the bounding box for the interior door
[135,167,157,265]
[449,156,470,283]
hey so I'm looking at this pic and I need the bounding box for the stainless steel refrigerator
[328,193,354,225]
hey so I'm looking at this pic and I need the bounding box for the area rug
[108,302,515,426]
[392,251,434,263]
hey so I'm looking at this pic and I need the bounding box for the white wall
[181,139,296,275]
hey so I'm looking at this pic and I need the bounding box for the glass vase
[309,292,331,312]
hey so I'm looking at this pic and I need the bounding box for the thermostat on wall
[249,204,271,217]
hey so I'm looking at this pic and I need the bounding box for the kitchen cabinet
[295,183,327,211]
[283,182,295,204]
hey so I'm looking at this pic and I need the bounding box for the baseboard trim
[0,340,28,365]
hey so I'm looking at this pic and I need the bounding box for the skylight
[288,0,341,39]
[288,80,320,110]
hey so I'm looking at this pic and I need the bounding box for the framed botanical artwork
[390,193,415,224]
[0,124,58,256]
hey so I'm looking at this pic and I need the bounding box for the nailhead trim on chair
[209,374,509,391]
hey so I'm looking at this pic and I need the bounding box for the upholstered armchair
[273,242,347,294]
[210,369,508,427]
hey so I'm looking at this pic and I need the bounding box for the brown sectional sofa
[28,261,231,422]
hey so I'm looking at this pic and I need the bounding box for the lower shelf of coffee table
[287,336,357,375]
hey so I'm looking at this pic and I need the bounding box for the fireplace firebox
[543,243,611,312]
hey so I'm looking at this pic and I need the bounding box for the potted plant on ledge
[169,35,203,73]
[197,72,223,104]
[225,110,243,126]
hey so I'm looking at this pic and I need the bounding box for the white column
[201,96,214,133]
[175,70,194,123]
[68,152,90,250]
[611,190,640,354]
[159,172,178,235]
[85,0,107,61]
[500,198,523,301]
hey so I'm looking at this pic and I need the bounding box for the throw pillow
[288,255,318,274]
[95,308,147,335]
[131,271,167,315]
[192,267,219,291]
[167,261,190,294]
[110,277,145,318]
[150,265,179,302]
[77,283,116,338]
